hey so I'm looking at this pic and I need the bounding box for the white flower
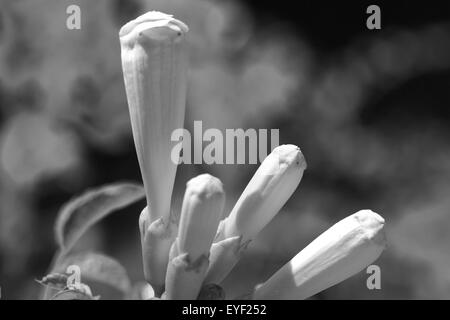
[253,210,386,300]
[205,144,307,284]
[120,11,189,296]
[165,174,225,299]
[120,11,188,223]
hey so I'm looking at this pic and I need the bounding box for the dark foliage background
[0,0,450,299]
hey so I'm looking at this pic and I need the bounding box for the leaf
[55,182,145,252]
[54,252,131,293]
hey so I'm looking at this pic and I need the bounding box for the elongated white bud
[166,174,225,299]
[121,11,188,297]
[219,144,306,243]
[253,210,386,300]
[178,174,226,260]
[205,144,306,283]
[139,207,177,297]
[120,11,189,222]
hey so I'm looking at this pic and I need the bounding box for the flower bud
[120,11,189,222]
[165,174,225,299]
[121,11,188,297]
[219,144,306,243]
[178,174,226,260]
[253,210,386,300]
[205,145,306,283]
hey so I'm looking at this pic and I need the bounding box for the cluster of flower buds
[120,11,386,300]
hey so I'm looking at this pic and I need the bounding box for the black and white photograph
[0,0,450,308]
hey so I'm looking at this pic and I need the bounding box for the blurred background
[1,0,450,299]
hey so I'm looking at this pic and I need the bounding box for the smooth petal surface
[253,210,386,300]
[178,174,225,260]
[120,11,189,222]
[165,174,225,299]
[220,144,307,243]
[206,145,306,283]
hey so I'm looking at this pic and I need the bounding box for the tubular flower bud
[205,145,306,284]
[253,210,386,300]
[120,11,189,222]
[120,11,188,296]
[165,174,225,299]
